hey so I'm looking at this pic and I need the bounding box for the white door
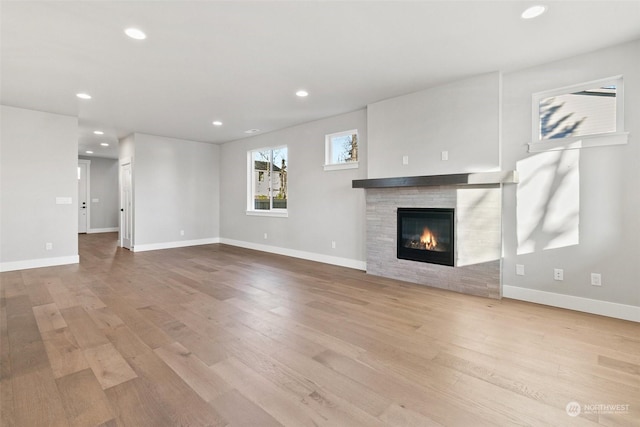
[120,161,133,250]
[78,160,90,233]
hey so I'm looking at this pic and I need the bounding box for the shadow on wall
[517,149,580,255]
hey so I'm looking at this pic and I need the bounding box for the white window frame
[324,129,359,171]
[529,75,628,153]
[246,146,288,217]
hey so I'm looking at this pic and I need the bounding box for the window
[324,129,359,171]
[530,76,627,152]
[247,146,288,216]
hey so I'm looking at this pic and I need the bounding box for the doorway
[120,159,133,250]
[78,159,91,233]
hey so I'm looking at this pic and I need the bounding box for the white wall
[219,110,367,268]
[79,156,119,231]
[132,133,220,249]
[0,105,79,271]
[367,72,501,179]
[502,40,640,311]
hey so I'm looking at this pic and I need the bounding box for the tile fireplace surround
[353,172,518,299]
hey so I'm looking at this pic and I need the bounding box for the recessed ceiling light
[76,93,92,100]
[100,143,109,147]
[296,90,309,97]
[94,130,104,135]
[244,129,261,134]
[85,150,94,154]
[125,28,147,40]
[212,121,223,126]
[521,5,547,19]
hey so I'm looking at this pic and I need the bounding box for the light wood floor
[1,233,638,426]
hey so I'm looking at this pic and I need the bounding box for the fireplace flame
[420,227,438,250]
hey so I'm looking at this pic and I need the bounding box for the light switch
[56,197,72,205]
[441,151,449,161]
[402,155,409,165]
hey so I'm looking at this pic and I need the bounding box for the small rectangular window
[530,76,627,152]
[324,129,359,171]
[247,146,287,215]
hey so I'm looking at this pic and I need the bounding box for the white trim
[220,238,366,271]
[323,162,359,171]
[132,238,220,252]
[0,255,80,272]
[528,132,628,153]
[245,210,288,218]
[503,285,639,322]
[87,227,119,234]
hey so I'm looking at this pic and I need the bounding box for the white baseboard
[0,255,80,272]
[220,238,367,271]
[132,238,220,252]
[503,285,639,322]
[87,227,118,234]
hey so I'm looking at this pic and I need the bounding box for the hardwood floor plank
[56,368,115,427]
[45,276,79,310]
[100,299,174,350]
[25,281,55,307]
[154,341,231,402]
[379,402,444,427]
[83,343,138,389]
[33,302,68,332]
[87,306,125,330]
[6,295,50,376]
[598,355,640,376]
[41,328,90,379]
[104,378,176,427]
[126,350,227,426]
[60,305,110,349]
[11,367,69,427]
[174,327,229,366]
[270,345,392,417]
[209,388,283,427]
[210,356,325,427]
[102,324,153,359]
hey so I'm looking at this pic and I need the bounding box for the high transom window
[530,76,627,152]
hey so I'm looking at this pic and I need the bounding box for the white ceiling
[2,1,640,159]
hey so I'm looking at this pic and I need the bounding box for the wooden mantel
[352,171,518,189]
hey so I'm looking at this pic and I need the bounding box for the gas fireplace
[397,208,454,266]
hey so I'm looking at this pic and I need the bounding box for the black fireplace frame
[397,208,455,267]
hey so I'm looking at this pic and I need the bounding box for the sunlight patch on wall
[517,150,580,255]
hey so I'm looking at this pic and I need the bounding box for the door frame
[119,157,133,249]
[78,159,91,233]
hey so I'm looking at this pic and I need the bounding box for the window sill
[324,162,359,171]
[246,210,288,218]
[528,132,629,153]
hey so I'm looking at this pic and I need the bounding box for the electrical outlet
[180,230,185,236]
[516,264,525,276]
[441,151,449,161]
[554,268,564,281]
[45,242,53,251]
[331,241,336,249]
[402,155,409,165]
[591,273,602,286]
[264,233,268,240]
